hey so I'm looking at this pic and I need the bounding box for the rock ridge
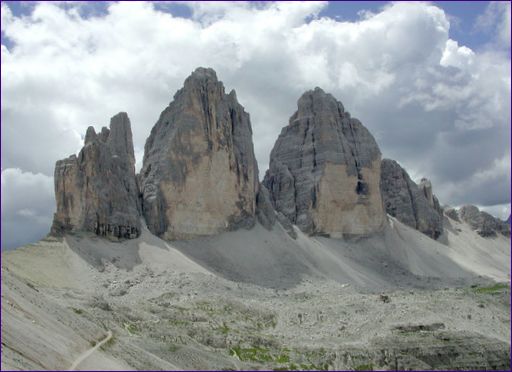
[458,205,510,237]
[380,159,443,239]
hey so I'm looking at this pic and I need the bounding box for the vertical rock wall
[51,113,141,239]
[139,68,259,240]
[263,88,386,237]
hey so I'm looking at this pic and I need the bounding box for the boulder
[263,88,386,237]
[51,112,141,239]
[139,68,259,240]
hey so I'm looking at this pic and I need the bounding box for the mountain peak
[296,87,345,119]
[140,67,259,240]
[189,67,218,82]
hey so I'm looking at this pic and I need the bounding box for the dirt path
[68,330,112,371]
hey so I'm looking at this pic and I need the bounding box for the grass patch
[169,344,180,352]
[100,335,116,351]
[123,322,138,335]
[230,345,291,365]
[218,322,230,335]
[275,353,290,363]
[472,283,509,294]
[169,318,189,326]
[71,307,84,315]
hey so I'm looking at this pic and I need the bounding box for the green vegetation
[89,340,97,347]
[123,322,138,334]
[218,322,230,335]
[227,345,326,369]
[71,307,84,315]
[275,353,290,363]
[169,344,180,352]
[229,345,290,364]
[100,335,116,351]
[230,346,274,362]
[169,318,189,326]
[472,283,509,294]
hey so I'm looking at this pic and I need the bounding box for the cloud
[480,204,511,221]
[475,1,511,48]
[1,168,55,249]
[1,1,510,248]
[440,39,475,69]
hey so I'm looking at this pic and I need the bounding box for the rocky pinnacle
[51,112,141,240]
[263,88,386,237]
[139,67,259,240]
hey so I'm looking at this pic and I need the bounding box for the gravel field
[2,216,510,370]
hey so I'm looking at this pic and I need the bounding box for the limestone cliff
[419,178,443,216]
[263,88,386,237]
[51,113,141,239]
[380,159,443,239]
[458,205,510,237]
[139,68,259,240]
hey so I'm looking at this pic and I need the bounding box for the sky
[1,1,510,250]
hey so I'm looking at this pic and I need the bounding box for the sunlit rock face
[140,68,259,240]
[263,88,386,237]
[51,112,141,240]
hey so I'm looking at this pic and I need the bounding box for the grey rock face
[444,207,460,222]
[380,159,443,239]
[419,178,443,215]
[256,184,277,230]
[140,67,259,240]
[51,112,141,239]
[459,205,510,237]
[256,184,297,239]
[263,88,386,237]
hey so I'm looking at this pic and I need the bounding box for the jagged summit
[140,68,259,240]
[83,113,134,162]
[189,66,218,80]
[51,112,141,239]
[294,87,344,118]
[263,88,386,237]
